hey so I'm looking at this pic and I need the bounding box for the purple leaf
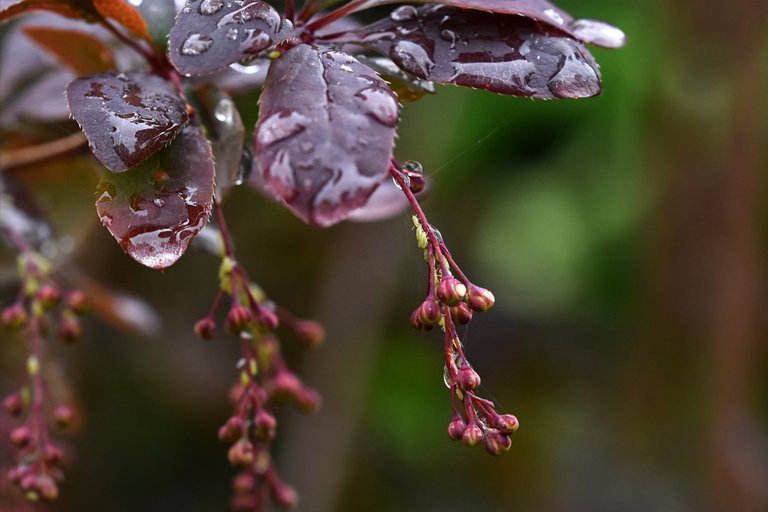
[351,1,625,48]
[168,0,294,77]
[66,71,189,172]
[254,44,400,227]
[95,124,215,270]
[339,6,602,99]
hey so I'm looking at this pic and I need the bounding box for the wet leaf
[66,71,189,172]
[351,0,625,48]
[197,86,245,200]
[95,124,215,270]
[22,26,115,75]
[359,55,434,103]
[92,0,152,43]
[0,0,97,23]
[168,0,294,77]
[341,6,602,99]
[254,44,399,227]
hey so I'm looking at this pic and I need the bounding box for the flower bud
[447,417,466,441]
[450,302,473,325]
[57,315,81,343]
[462,424,484,447]
[483,428,512,456]
[295,387,321,413]
[228,439,255,466]
[10,425,32,447]
[272,372,302,398]
[271,480,299,510]
[436,278,467,307]
[3,393,23,416]
[44,444,64,465]
[53,405,75,429]
[233,472,256,494]
[254,307,279,332]
[253,411,277,441]
[457,366,481,391]
[293,320,325,348]
[36,285,61,311]
[219,416,245,443]
[2,304,28,330]
[494,414,519,434]
[194,317,216,340]
[35,474,59,501]
[466,284,495,312]
[416,298,442,326]
[409,309,432,331]
[66,291,91,315]
[226,306,253,334]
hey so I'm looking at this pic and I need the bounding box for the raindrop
[299,142,314,153]
[181,33,214,56]
[543,8,564,25]
[128,0,142,6]
[390,5,418,21]
[199,0,224,15]
[153,198,165,208]
[355,87,399,128]
[256,111,309,147]
[226,28,239,40]
[443,366,454,388]
[391,40,435,78]
[214,98,235,123]
[570,19,626,48]
[439,29,457,50]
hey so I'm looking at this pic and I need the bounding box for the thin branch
[0,133,87,172]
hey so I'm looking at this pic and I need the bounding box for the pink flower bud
[457,366,481,391]
[194,317,216,340]
[483,428,512,456]
[466,284,495,312]
[450,302,473,325]
[35,474,59,500]
[3,393,23,416]
[254,307,279,332]
[2,304,28,330]
[295,387,321,413]
[253,411,277,441]
[271,480,299,510]
[10,425,32,447]
[233,472,256,494]
[54,405,75,429]
[462,424,484,447]
[218,416,245,443]
[417,298,442,326]
[57,315,82,343]
[447,417,467,441]
[37,285,61,311]
[228,439,255,466]
[226,306,253,334]
[409,309,432,331]
[66,290,91,315]
[436,278,467,307]
[272,372,302,398]
[494,414,519,434]
[293,320,325,348]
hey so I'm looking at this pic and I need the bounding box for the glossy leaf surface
[168,0,294,77]
[255,44,399,227]
[0,0,96,23]
[67,71,189,172]
[23,26,115,75]
[353,0,625,48]
[95,124,215,270]
[344,6,602,99]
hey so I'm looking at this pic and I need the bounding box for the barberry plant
[0,0,624,509]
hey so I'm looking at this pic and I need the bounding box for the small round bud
[253,411,277,441]
[228,439,255,466]
[450,302,473,325]
[10,425,33,448]
[271,481,299,510]
[484,428,512,456]
[417,298,442,326]
[254,307,279,332]
[295,387,321,413]
[494,414,519,434]
[44,444,64,465]
[462,424,484,447]
[218,416,245,443]
[53,405,75,429]
[36,285,61,311]
[437,278,467,307]
[3,393,23,417]
[409,309,432,331]
[457,366,481,391]
[226,306,253,334]
[57,315,81,343]
[194,317,216,340]
[403,161,426,194]
[294,320,325,348]
[272,372,302,398]
[233,472,256,494]
[447,417,467,441]
[65,291,91,315]
[2,304,28,330]
[466,284,495,312]
[35,474,59,501]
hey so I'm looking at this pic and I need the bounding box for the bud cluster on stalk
[1,250,86,501]
[193,249,323,511]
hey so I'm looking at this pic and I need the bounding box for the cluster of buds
[391,162,519,456]
[193,230,323,511]
[1,249,85,501]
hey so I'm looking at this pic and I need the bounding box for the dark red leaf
[254,44,399,227]
[66,71,189,172]
[347,0,625,48]
[168,0,294,77]
[337,6,602,99]
[95,123,215,270]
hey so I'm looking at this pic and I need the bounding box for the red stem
[304,0,370,33]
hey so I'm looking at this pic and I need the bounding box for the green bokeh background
[2,1,767,511]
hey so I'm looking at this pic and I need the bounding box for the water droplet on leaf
[199,0,224,16]
[181,33,214,56]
